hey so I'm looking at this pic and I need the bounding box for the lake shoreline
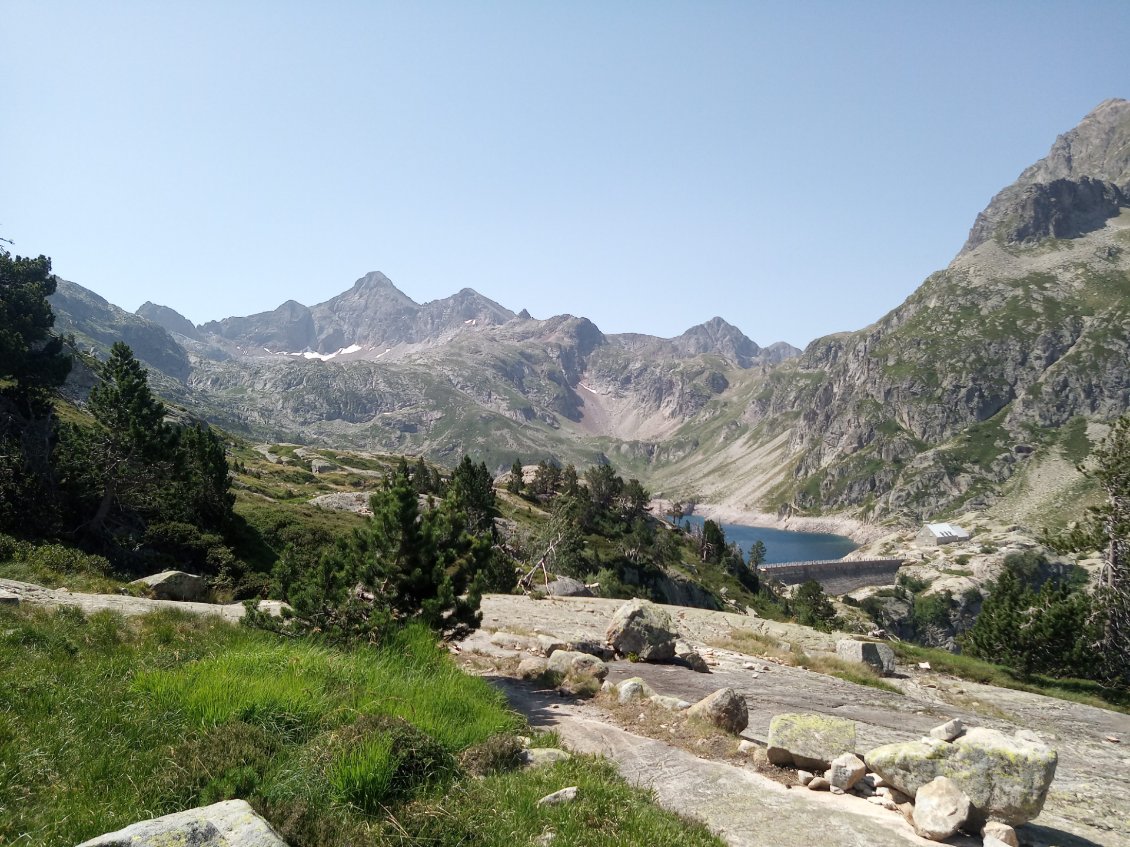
[690,503,889,546]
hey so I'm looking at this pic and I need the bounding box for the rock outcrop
[835,639,896,676]
[129,570,207,602]
[686,687,749,734]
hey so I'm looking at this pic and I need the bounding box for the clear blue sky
[5,2,1129,347]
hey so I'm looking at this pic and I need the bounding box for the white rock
[929,718,965,742]
[76,799,286,846]
[828,752,867,790]
[537,786,579,806]
[130,570,207,602]
[982,821,1019,847]
[912,776,972,841]
[797,770,815,785]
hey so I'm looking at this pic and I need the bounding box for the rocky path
[467,594,1130,847]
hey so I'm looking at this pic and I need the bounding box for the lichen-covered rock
[912,776,971,840]
[687,688,748,734]
[828,752,867,790]
[766,713,857,770]
[76,799,287,846]
[865,727,1057,826]
[129,570,207,602]
[546,650,608,681]
[835,639,896,676]
[605,599,676,661]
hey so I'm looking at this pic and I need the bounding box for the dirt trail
[467,594,1130,847]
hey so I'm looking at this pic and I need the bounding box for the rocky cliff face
[727,99,1130,520]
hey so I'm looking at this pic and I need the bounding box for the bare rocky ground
[466,594,1130,847]
[5,579,1126,846]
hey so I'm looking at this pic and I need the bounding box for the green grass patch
[0,605,720,847]
[0,533,123,592]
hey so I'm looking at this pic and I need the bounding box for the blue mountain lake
[679,515,858,564]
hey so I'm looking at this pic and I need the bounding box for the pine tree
[507,458,524,495]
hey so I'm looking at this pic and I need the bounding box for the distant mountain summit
[964,98,1130,253]
[136,302,201,341]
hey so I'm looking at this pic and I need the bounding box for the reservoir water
[680,515,858,564]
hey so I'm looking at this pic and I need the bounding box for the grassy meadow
[0,605,721,847]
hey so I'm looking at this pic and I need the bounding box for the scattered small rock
[615,677,656,703]
[807,777,830,791]
[537,786,579,806]
[829,785,845,795]
[982,821,1020,847]
[517,657,549,680]
[649,694,692,712]
[828,752,867,791]
[929,718,965,743]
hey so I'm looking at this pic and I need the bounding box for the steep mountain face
[682,98,1130,520]
[50,280,191,382]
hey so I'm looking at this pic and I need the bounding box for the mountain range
[49,98,1130,526]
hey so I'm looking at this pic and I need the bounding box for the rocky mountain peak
[135,301,201,341]
[674,316,762,366]
[963,98,1130,253]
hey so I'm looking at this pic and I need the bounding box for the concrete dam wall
[758,558,904,594]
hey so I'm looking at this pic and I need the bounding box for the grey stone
[796,770,815,785]
[616,677,656,703]
[828,752,867,790]
[605,599,677,661]
[309,458,337,473]
[865,727,1057,826]
[0,590,19,607]
[835,639,896,676]
[674,643,711,673]
[912,776,972,841]
[537,786,579,806]
[545,577,593,597]
[766,713,857,770]
[546,650,608,681]
[129,570,207,602]
[537,634,568,656]
[686,687,749,734]
[522,748,573,768]
[76,799,286,846]
[567,639,613,660]
[516,657,549,680]
[807,777,830,791]
[929,718,965,742]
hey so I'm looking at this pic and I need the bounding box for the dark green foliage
[963,561,1096,680]
[1044,413,1130,687]
[791,579,838,630]
[507,458,524,495]
[255,462,504,642]
[0,251,71,414]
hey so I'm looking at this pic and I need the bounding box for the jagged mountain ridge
[47,99,1130,525]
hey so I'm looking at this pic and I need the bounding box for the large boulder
[687,687,748,734]
[865,727,1057,826]
[835,639,896,676]
[76,799,287,846]
[615,677,656,703]
[766,713,857,770]
[827,752,867,790]
[605,599,677,661]
[912,776,972,841]
[129,570,207,602]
